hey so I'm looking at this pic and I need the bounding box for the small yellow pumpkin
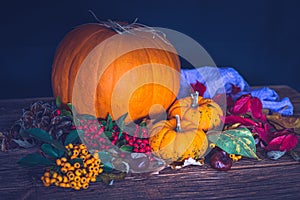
[149,115,208,162]
[168,92,223,131]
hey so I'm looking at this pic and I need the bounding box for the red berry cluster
[123,125,151,154]
[76,117,112,150]
[74,116,153,155]
[52,109,61,118]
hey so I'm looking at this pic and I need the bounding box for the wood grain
[0,85,300,200]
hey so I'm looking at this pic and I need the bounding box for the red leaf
[253,126,270,144]
[190,81,206,96]
[273,129,291,138]
[225,115,257,126]
[226,95,235,108]
[250,97,263,119]
[231,84,241,95]
[232,94,251,115]
[267,134,298,151]
[259,114,267,122]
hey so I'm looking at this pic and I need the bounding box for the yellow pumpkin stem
[191,91,199,108]
[175,115,182,132]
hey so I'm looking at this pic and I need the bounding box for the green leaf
[67,103,77,116]
[17,153,54,166]
[56,96,61,108]
[103,162,114,173]
[115,113,128,128]
[115,113,128,140]
[139,121,147,127]
[50,140,67,153]
[120,145,133,152]
[118,132,123,140]
[27,128,53,143]
[41,143,60,158]
[106,113,113,131]
[60,109,72,118]
[64,130,80,146]
[104,131,112,138]
[207,127,258,159]
[19,129,30,140]
[98,151,112,163]
[98,151,113,172]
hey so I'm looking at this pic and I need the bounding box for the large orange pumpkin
[52,22,181,122]
[168,92,223,131]
[149,115,208,162]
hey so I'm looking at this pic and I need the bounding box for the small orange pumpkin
[168,92,223,131]
[52,22,181,122]
[149,115,208,162]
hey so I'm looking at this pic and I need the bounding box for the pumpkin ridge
[95,35,124,120]
[67,28,113,103]
[52,24,113,105]
[140,32,180,107]
[52,24,103,79]
[95,48,180,121]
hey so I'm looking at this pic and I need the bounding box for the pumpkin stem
[175,115,182,132]
[191,91,199,108]
[88,10,171,45]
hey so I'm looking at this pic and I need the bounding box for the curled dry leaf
[289,150,300,161]
[267,113,300,133]
[267,151,286,160]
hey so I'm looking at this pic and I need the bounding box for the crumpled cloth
[179,67,293,115]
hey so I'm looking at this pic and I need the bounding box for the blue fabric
[179,67,293,115]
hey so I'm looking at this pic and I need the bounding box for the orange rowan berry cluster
[41,143,103,190]
[229,154,242,161]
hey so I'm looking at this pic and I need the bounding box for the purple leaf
[232,94,251,115]
[250,97,263,119]
[267,134,298,151]
[190,81,206,96]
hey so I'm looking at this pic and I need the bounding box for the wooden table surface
[0,85,299,200]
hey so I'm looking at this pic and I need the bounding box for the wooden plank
[0,85,300,199]
[0,148,299,199]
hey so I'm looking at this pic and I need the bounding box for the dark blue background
[1,0,299,99]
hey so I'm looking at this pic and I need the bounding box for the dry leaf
[267,113,300,133]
